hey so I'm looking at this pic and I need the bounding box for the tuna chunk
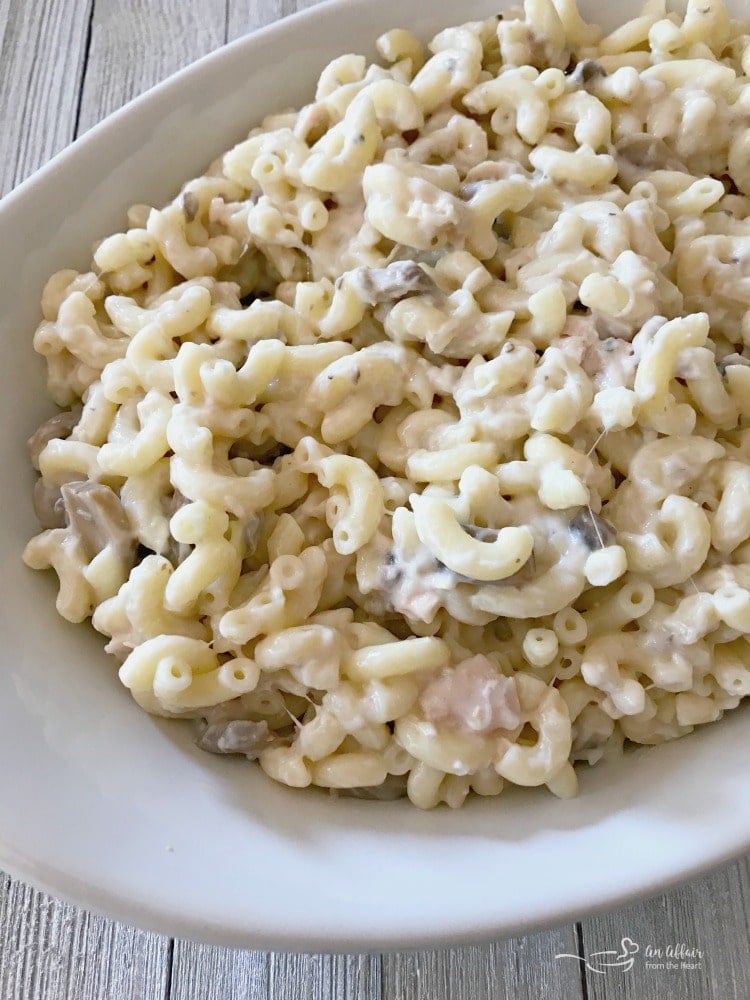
[420,655,521,733]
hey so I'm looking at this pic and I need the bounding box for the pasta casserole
[23,0,750,807]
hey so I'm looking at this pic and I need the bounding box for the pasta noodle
[23,0,750,807]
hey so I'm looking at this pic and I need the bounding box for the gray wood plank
[75,0,227,136]
[0,0,12,72]
[269,953,382,1000]
[0,876,170,1000]
[227,0,324,41]
[169,947,382,1000]
[381,929,584,1000]
[580,856,750,1000]
[170,943,269,1000]
[0,0,94,196]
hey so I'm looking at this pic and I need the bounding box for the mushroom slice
[197,719,277,758]
[615,134,686,173]
[28,405,82,469]
[348,261,436,306]
[340,774,408,800]
[60,480,136,564]
[568,59,606,86]
[33,478,67,529]
[569,508,617,550]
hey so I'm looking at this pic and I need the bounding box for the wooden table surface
[1,1,749,997]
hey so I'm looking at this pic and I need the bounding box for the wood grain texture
[170,943,270,1000]
[381,930,584,1000]
[0,875,170,1000]
[1,2,750,999]
[227,0,324,40]
[269,953,382,1000]
[580,858,750,1000]
[75,0,227,136]
[170,940,383,999]
[264,953,381,1000]
[0,0,94,196]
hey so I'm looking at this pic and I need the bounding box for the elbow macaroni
[23,0,750,808]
